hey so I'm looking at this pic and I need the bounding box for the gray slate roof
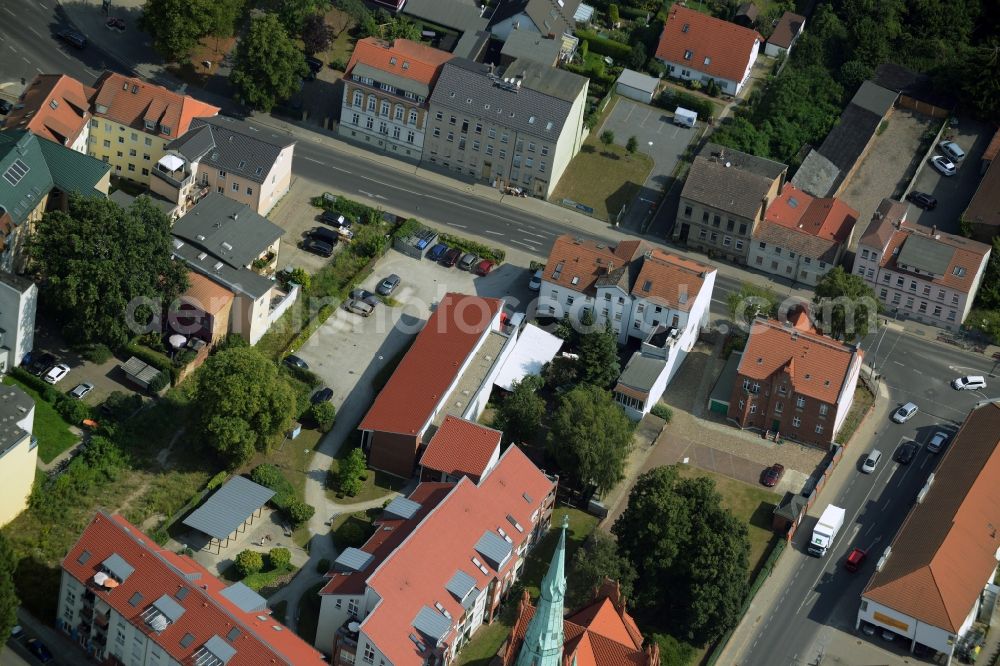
[816,103,882,174]
[700,142,786,180]
[172,193,284,270]
[617,68,659,95]
[851,81,898,117]
[165,124,215,162]
[682,156,778,219]
[182,476,275,541]
[616,352,666,393]
[430,59,577,138]
[167,116,294,185]
[489,0,582,37]
[0,384,32,458]
[790,149,840,198]
[503,58,587,103]
[172,241,275,300]
[753,220,841,263]
[897,234,954,276]
[402,0,487,33]
[500,31,562,65]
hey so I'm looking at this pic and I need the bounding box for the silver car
[69,382,94,399]
[892,402,918,423]
[939,140,965,162]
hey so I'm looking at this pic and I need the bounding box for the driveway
[271,177,344,273]
[31,327,143,408]
[599,97,696,232]
[904,118,992,235]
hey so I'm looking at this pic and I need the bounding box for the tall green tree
[548,384,634,495]
[204,0,245,39]
[612,465,749,642]
[196,347,296,467]
[337,448,367,497]
[381,16,421,41]
[140,0,211,60]
[28,195,188,348]
[812,266,882,339]
[566,530,637,609]
[276,0,329,34]
[231,12,309,112]
[974,237,1000,309]
[494,375,545,445]
[726,281,779,330]
[0,533,18,643]
[578,324,620,389]
[302,13,333,55]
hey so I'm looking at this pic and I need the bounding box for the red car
[844,547,867,572]
[760,464,784,487]
[474,259,494,276]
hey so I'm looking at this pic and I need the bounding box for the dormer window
[704,57,711,65]
[953,266,966,277]
[144,120,155,131]
[684,50,692,60]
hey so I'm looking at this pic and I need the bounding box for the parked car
[26,352,56,376]
[474,259,495,276]
[307,226,339,245]
[302,238,334,257]
[306,56,323,73]
[344,299,375,317]
[861,449,882,474]
[927,431,949,453]
[321,210,353,229]
[426,243,448,261]
[10,625,24,640]
[43,363,71,384]
[892,402,918,423]
[458,252,478,270]
[930,155,957,176]
[952,375,986,390]
[894,442,918,464]
[57,29,87,48]
[528,269,543,291]
[760,463,784,487]
[69,382,94,399]
[844,547,867,572]
[377,274,400,296]
[349,288,379,306]
[0,99,12,115]
[905,190,937,210]
[441,247,461,267]
[939,140,966,162]
[283,355,309,370]
[26,638,54,663]
[311,387,333,403]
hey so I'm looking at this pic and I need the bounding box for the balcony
[267,282,300,326]
[153,154,193,189]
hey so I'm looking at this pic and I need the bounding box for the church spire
[515,515,569,666]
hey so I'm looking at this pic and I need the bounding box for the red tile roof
[358,293,504,436]
[737,318,861,404]
[543,234,649,296]
[62,513,324,665]
[655,5,761,83]
[863,402,1000,632]
[983,127,1000,163]
[346,38,453,87]
[765,185,858,243]
[3,74,93,147]
[362,445,556,665]
[419,416,502,481]
[181,271,234,315]
[630,248,713,311]
[91,71,220,139]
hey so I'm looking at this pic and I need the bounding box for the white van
[673,106,697,128]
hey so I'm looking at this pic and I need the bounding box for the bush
[235,549,264,577]
[251,464,295,506]
[146,371,168,393]
[576,29,632,60]
[82,343,113,364]
[214,334,249,353]
[269,547,291,570]
[655,88,716,119]
[9,367,53,397]
[334,522,366,548]
[100,391,142,421]
[285,499,315,527]
[205,471,228,491]
[55,396,92,424]
[437,233,505,263]
[308,402,336,432]
[282,363,321,388]
[650,403,673,422]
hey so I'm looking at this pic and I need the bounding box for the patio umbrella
[168,334,187,349]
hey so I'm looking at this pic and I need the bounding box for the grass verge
[2,375,77,463]
[835,385,876,445]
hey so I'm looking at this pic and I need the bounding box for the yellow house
[86,72,219,181]
[0,384,36,527]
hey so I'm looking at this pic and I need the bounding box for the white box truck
[808,504,845,557]
[674,107,697,128]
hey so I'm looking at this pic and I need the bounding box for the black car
[441,247,462,267]
[894,441,918,464]
[905,191,938,210]
[308,226,339,245]
[283,355,309,370]
[311,387,333,403]
[306,56,324,73]
[349,288,379,306]
[320,210,353,229]
[26,638,54,663]
[303,238,334,257]
[26,352,56,377]
[0,99,12,115]
[57,29,87,48]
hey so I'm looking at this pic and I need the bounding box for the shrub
[285,499,315,527]
[269,547,292,570]
[576,29,631,60]
[651,403,673,422]
[280,267,312,292]
[56,397,92,425]
[437,233,505,263]
[251,464,294,504]
[205,471,228,491]
[655,88,716,119]
[214,334,249,353]
[235,550,264,577]
[147,371,169,393]
[10,367,52,397]
[393,217,424,240]
[335,522,366,548]
[82,343,113,364]
[337,448,366,497]
[101,390,142,420]
[309,402,336,432]
[282,364,321,388]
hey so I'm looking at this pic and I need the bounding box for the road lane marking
[36,67,43,74]
[510,239,541,250]
[3,6,15,15]
[518,237,541,246]
[29,26,42,37]
[483,230,503,236]
[446,222,467,228]
[518,229,549,239]
[301,156,326,165]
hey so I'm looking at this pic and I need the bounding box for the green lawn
[241,564,298,596]
[3,376,77,463]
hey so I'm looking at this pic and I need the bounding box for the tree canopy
[547,384,634,495]
[28,195,188,348]
[566,530,637,609]
[196,347,296,467]
[578,324,620,389]
[302,13,333,55]
[494,375,545,445]
[612,465,750,643]
[812,266,881,339]
[140,0,244,60]
[0,533,18,644]
[230,12,309,112]
[726,282,780,330]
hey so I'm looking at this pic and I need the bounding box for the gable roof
[682,144,786,219]
[863,402,1000,632]
[62,513,325,665]
[543,234,649,296]
[181,270,234,315]
[2,74,93,147]
[34,135,111,197]
[489,0,581,37]
[737,318,861,404]
[347,38,454,96]
[630,249,713,311]
[172,193,284,269]
[616,69,660,95]
[767,11,805,48]
[965,159,1000,231]
[174,116,294,185]
[655,5,761,83]
[401,0,488,33]
[90,71,220,139]
[359,293,504,436]
[500,31,562,65]
[757,184,858,261]
[502,58,587,103]
[420,415,502,481]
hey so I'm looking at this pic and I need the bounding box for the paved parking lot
[31,328,143,408]
[270,177,340,273]
[599,97,696,231]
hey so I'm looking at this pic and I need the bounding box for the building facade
[0,384,35,527]
[423,58,588,197]
[0,271,37,372]
[340,38,454,159]
[854,198,991,331]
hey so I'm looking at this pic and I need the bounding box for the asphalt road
[739,328,994,666]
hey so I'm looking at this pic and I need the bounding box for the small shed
[765,11,806,57]
[182,476,276,553]
[615,69,660,104]
[733,2,759,28]
[121,356,164,391]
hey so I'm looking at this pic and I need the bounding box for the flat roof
[182,476,275,541]
[493,324,562,391]
[434,329,509,427]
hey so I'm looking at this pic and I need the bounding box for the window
[923,285,931,296]
[861,249,870,259]
[406,130,414,143]
[703,211,709,222]
[352,113,360,125]
[896,276,904,287]
[684,205,692,217]
[735,240,744,250]
[759,241,766,249]
[475,122,482,134]
[909,280,917,291]
[130,132,138,141]
[488,128,497,138]
[905,296,914,308]
[366,117,374,129]
[116,151,123,157]
[447,131,454,142]
[792,416,801,427]
[127,163,135,172]
[141,168,148,176]
[527,142,536,152]
[699,229,708,240]
[499,149,506,160]
[118,136,124,143]
[880,289,888,298]
[723,236,732,247]
[461,120,469,133]
[710,232,718,243]
[379,121,388,134]
[867,269,874,279]
[796,397,805,408]
[144,137,152,146]
[458,138,466,150]
[408,109,418,125]
[500,132,509,143]
[90,119,98,127]
[367,96,376,112]
[815,424,824,434]
[952,294,960,305]
[353,91,363,107]
[231,182,239,192]
[713,214,721,226]
[882,273,890,283]
[739,222,747,235]
[363,645,375,664]
[394,105,404,121]
[892,293,900,305]
[919,301,927,313]
[726,219,734,232]
[948,310,957,321]
[128,148,136,157]
[525,157,533,168]
[539,160,546,173]
[774,402,783,414]
[684,49,692,60]
[433,128,441,137]
[775,247,782,256]
[819,404,828,416]
[485,144,494,155]
[449,115,456,125]
[933,305,942,316]
[541,145,549,156]
[246,186,253,195]
[750,404,758,414]
[435,112,443,121]
[103,139,111,148]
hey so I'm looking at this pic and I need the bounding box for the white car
[43,363,71,384]
[952,375,986,390]
[930,155,957,176]
[528,269,542,291]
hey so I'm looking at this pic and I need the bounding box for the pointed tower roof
[515,516,569,666]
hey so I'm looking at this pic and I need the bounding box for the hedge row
[311,194,377,225]
[576,29,632,61]
[438,233,506,264]
[250,464,316,528]
[655,88,717,119]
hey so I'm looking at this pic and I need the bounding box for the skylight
[3,159,30,187]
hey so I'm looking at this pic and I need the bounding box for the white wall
[258,143,295,216]
[462,331,517,424]
[0,278,37,371]
[315,593,366,651]
[832,352,861,436]
[659,39,759,96]
[746,241,835,287]
[858,596,959,658]
[547,81,588,198]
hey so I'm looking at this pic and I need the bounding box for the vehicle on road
[528,269,543,291]
[441,247,461,267]
[0,99,12,115]
[306,56,323,73]
[344,299,375,317]
[760,463,784,487]
[69,382,94,399]
[474,259,495,276]
[939,140,966,162]
[844,547,867,572]
[311,387,333,403]
[952,375,986,390]
[905,191,937,210]
[43,363,71,384]
[10,625,23,639]
[302,238,334,257]
[861,449,882,474]
[458,252,479,270]
[426,243,448,261]
[892,402,918,423]
[376,274,400,296]
[349,289,379,306]
[808,504,845,557]
[894,442,918,464]
[927,431,949,453]
[930,155,957,176]
[26,352,56,376]
[26,638,53,663]
[283,355,309,370]
[57,29,87,49]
